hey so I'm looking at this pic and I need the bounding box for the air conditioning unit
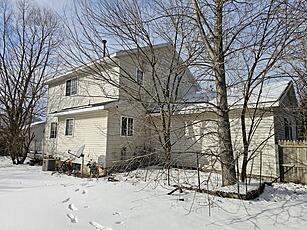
[42,159,56,171]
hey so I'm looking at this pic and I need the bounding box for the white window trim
[65,118,74,137]
[120,116,134,137]
[65,78,78,96]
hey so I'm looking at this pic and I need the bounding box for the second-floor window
[50,122,57,138]
[136,68,144,85]
[66,78,77,96]
[65,118,74,136]
[121,116,133,136]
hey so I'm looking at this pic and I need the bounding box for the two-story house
[44,43,300,179]
[44,43,198,169]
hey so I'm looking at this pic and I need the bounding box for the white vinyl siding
[149,111,279,178]
[47,66,120,114]
[50,111,108,164]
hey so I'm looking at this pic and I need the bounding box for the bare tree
[57,0,305,187]
[235,0,304,181]
[0,0,61,164]
[192,0,237,185]
[191,0,305,184]
[60,0,201,184]
[283,20,307,140]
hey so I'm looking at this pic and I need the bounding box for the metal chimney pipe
[102,40,107,57]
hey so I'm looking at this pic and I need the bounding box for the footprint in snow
[62,198,70,203]
[89,221,112,230]
[75,188,80,192]
[115,221,124,225]
[86,185,96,188]
[82,189,88,194]
[84,205,90,209]
[67,214,78,223]
[61,183,73,187]
[68,203,78,211]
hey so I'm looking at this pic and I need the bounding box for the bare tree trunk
[161,105,172,185]
[192,0,237,185]
[165,133,172,185]
[213,0,236,186]
[240,106,249,182]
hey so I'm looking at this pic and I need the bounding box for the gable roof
[150,80,295,115]
[222,80,293,108]
[45,43,185,85]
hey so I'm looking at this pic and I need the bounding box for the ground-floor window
[65,118,74,136]
[284,118,292,140]
[50,122,57,138]
[121,116,134,136]
[121,147,127,160]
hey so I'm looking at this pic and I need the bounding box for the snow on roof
[150,80,293,115]
[51,100,118,117]
[183,91,209,103]
[224,80,292,107]
[30,120,46,127]
[53,105,107,117]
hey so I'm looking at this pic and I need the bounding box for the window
[66,78,77,96]
[185,121,192,136]
[284,118,292,140]
[295,119,299,139]
[121,116,133,136]
[185,120,202,136]
[65,118,74,136]
[121,147,127,160]
[49,122,57,138]
[136,68,144,85]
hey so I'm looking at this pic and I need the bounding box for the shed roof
[50,100,118,117]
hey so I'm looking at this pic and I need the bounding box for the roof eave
[45,43,173,86]
[51,101,117,117]
[45,53,118,85]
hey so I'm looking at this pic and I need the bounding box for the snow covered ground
[1,157,307,230]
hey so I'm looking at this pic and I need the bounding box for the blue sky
[33,0,73,11]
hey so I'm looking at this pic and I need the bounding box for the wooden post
[81,154,84,178]
[260,150,262,186]
[249,158,254,185]
[278,144,284,182]
[196,152,201,191]
[236,155,240,194]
